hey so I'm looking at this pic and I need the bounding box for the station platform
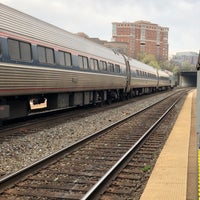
[140,89,197,200]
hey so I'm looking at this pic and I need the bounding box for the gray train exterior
[0,4,173,120]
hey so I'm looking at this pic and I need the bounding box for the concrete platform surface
[140,90,196,200]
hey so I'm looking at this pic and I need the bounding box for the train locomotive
[0,3,174,122]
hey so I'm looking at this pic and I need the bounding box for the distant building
[76,32,90,39]
[103,41,128,56]
[88,37,107,46]
[112,21,169,60]
[77,33,128,56]
[89,39,128,56]
[172,52,198,66]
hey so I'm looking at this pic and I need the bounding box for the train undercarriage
[0,86,169,123]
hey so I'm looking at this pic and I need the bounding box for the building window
[141,27,146,41]
[112,24,117,36]
[156,30,160,44]
[8,38,32,61]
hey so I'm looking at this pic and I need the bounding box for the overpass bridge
[178,71,197,87]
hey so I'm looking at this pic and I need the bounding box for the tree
[136,53,160,69]
[159,60,179,72]
[181,61,196,71]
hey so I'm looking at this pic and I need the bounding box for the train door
[156,69,159,89]
[125,60,131,93]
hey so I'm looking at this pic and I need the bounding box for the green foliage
[163,60,196,74]
[142,165,151,172]
[136,52,195,74]
[181,61,196,71]
[160,59,179,74]
[136,53,160,69]
[149,60,160,69]
[136,53,180,74]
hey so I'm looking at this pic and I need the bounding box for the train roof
[158,69,170,77]
[0,3,124,64]
[129,57,157,73]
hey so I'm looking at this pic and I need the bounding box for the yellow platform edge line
[198,149,200,199]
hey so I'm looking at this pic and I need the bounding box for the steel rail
[0,90,186,193]
[81,92,184,200]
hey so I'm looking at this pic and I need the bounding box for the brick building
[172,52,198,66]
[112,21,169,60]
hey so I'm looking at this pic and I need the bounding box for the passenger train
[0,4,174,122]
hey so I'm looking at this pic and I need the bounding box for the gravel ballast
[0,91,179,177]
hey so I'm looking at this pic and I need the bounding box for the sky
[0,0,199,55]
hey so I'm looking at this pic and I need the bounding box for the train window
[0,41,2,56]
[104,62,108,71]
[8,39,32,61]
[95,59,99,70]
[20,42,32,61]
[90,58,99,70]
[38,46,46,63]
[108,63,114,72]
[100,61,107,71]
[108,63,111,71]
[46,48,55,64]
[58,51,72,66]
[115,64,120,73]
[90,59,94,70]
[78,56,84,68]
[83,56,89,69]
[38,46,55,64]
[65,52,72,66]
[58,51,65,66]
[8,39,20,60]
[99,61,103,70]
[78,55,89,69]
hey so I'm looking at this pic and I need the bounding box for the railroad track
[0,90,172,136]
[0,89,188,199]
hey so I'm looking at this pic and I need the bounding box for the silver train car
[0,4,173,121]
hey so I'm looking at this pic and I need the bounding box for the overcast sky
[0,0,199,55]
